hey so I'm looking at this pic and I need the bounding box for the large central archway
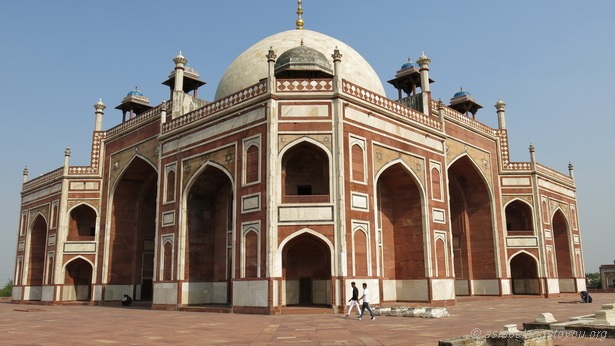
[108,156,157,301]
[282,233,331,306]
[184,164,234,305]
[448,155,496,296]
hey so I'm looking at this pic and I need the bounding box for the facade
[12,9,585,314]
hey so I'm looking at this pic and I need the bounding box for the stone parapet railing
[343,80,442,131]
[536,164,573,184]
[107,103,166,138]
[22,167,63,191]
[434,99,495,137]
[163,81,267,133]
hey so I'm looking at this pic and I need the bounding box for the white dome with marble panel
[214,29,385,100]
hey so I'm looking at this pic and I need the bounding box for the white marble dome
[214,29,385,100]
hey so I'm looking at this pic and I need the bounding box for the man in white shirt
[357,282,375,320]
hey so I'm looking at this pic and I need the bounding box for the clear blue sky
[1,1,613,284]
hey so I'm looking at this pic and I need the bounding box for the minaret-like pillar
[529,144,536,171]
[160,100,168,124]
[437,98,444,122]
[331,47,343,91]
[266,47,277,93]
[568,161,575,179]
[22,167,28,184]
[173,52,187,92]
[495,99,507,130]
[417,52,432,115]
[63,147,71,175]
[93,99,106,131]
[417,52,431,93]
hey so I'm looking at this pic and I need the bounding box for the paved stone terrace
[2,293,614,345]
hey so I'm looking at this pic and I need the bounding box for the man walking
[358,282,375,320]
[345,282,360,317]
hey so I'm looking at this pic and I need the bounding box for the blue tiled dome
[453,89,470,98]
[401,60,419,70]
[127,88,144,97]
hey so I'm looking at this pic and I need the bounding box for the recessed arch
[552,208,574,291]
[178,160,235,282]
[63,256,93,301]
[67,203,98,240]
[279,137,332,203]
[448,154,497,290]
[106,155,158,302]
[181,160,235,305]
[509,251,540,295]
[278,229,333,306]
[374,159,426,280]
[27,213,48,290]
[504,198,534,235]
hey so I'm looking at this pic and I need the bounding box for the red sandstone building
[12,5,585,313]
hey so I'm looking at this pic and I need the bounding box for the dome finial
[296,0,304,30]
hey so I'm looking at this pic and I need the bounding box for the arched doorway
[448,156,496,295]
[282,233,331,306]
[108,157,157,301]
[64,258,93,301]
[552,210,574,292]
[510,252,540,295]
[185,164,234,305]
[27,214,48,300]
[376,162,424,301]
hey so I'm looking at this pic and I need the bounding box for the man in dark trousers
[358,282,375,320]
[345,282,360,317]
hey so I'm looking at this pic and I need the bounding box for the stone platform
[3,293,615,345]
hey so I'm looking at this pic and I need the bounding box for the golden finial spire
[296,0,304,30]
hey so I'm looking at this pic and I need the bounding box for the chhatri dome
[214,29,386,100]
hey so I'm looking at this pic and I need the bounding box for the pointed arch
[374,159,427,280]
[274,228,335,277]
[351,224,369,276]
[63,256,94,301]
[509,250,540,295]
[448,154,497,290]
[278,229,333,306]
[504,198,534,235]
[552,208,574,291]
[279,137,332,203]
[67,202,98,240]
[178,160,235,281]
[104,154,158,302]
[26,213,48,289]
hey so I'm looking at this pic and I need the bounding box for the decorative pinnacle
[296,0,304,30]
[495,98,506,111]
[332,46,342,62]
[173,51,187,65]
[568,161,574,171]
[417,51,431,66]
[529,143,535,152]
[267,46,277,62]
[23,166,28,176]
[94,98,106,111]
[65,147,71,157]
[437,98,444,109]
